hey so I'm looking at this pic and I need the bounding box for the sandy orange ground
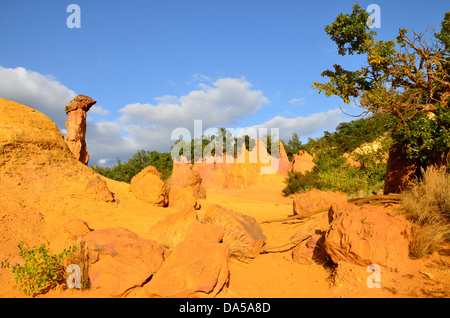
[1,169,448,299]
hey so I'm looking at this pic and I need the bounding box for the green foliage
[282,115,392,196]
[314,4,450,172]
[1,242,77,297]
[93,150,173,183]
[316,166,369,194]
[324,3,372,56]
[282,171,318,196]
[324,113,394,153]
[171,127,259,163]
[393,106,450,169]
[283,132,303,161]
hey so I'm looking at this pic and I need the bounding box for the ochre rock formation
[147,209,199,249]
[204,204,266,259]
[291,150,315,174]
[81,228,165,297]
[143,238,229,298]
[85,176,115,202]
[0,97,75,167]
[323,203,411,270]
[64,95,96,165]
[130,165,169,207]
[183,139,308,190]
[277,141,292,176]
[167,162,206,209]
[292,188,347,217]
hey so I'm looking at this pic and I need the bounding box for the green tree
[284,132,303,160]
[313,4,450,170]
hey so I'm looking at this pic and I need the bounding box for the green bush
[393,106,450,170]
[282,114,392,196]
[282,171,318,196]
[1,242,77,297]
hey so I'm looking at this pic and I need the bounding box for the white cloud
[120,77,269,128]
[0,66,76,129]
[0,66,352,166]
[153,95,178,103]
[252,108,348,141]
[84,77,270,164]
[288,97,307,105]
[90,105,110,116]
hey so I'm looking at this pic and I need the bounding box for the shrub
[1,242,77,297]
[402,167,450,258]
[316,167,369,194]
[282,145,387,196]
[282,171,318,196]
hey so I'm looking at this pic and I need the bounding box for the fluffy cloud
[252,109,347,141]
[90,105,110,116]
[0,66,349,166]
[0,66,76,129]
[119,77,269,128]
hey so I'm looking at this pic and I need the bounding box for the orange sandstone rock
[130,165,168,206]
[291,150,315,174]
[292,188,347,217]
[81,228,165,297]
[144,238,229,298]
[64,95,96,165]
[323,203,411,270]
[204,204,266,259]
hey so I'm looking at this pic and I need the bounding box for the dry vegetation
[402,167,450,258]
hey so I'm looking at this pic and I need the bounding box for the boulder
[168,162,206,199]
[81,228,165,297]
[168,164,205,208]
[384,144,417,194]
[144,238,229,298]
[185,223,225,243]
[168,186,200,210]
[292,189,347,217]
[291,150,315,174]
[147,209,199,249]
[85,176,115,202]
[323,203,411,270]
[64,95,96,165]
[203,204,266,259]
[130,165,168,206]
[292,234,328,266]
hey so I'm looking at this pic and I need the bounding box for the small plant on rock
[1,242,77,297]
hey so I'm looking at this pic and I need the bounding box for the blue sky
[0,0,448,165]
